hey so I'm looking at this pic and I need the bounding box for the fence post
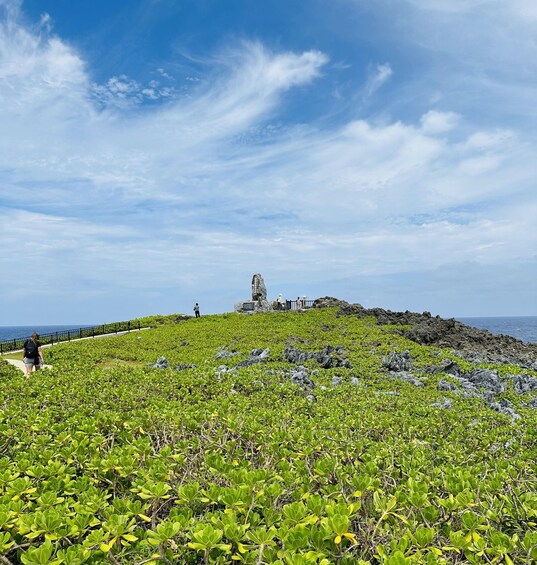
[67,331,70,342]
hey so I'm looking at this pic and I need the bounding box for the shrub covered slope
[0,308,536,564]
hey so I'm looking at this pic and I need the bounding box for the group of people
[23,332,44,378]
[276,294,305,311]
[194,296,305,315]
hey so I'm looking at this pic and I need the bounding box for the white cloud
[364,63,392,98]
[420,110,459,134]
[1,3,536,320]
[91,75,177,107]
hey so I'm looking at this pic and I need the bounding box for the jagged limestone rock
[252,273,267,301]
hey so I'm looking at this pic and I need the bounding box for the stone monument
[235,273,273,314]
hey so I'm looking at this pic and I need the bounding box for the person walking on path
[23,332,43,378]
[276,293,284,311]
[296,296,303,311]
[193,303,201,318]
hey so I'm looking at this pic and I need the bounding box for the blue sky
[1,0,536,324]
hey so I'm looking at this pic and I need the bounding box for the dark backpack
[24,339,37,358]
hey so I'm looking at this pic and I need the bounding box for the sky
[1,0,536,324]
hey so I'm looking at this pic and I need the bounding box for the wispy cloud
[363,62,392,99]
[1,0,536,321]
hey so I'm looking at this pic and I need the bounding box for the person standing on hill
[296,297,303,311]
[23,332,43,377]
[193,303,201,318]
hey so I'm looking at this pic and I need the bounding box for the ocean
[0,325,93,343]
[456,316,537,344]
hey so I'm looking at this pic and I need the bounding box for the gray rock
[215,347,239,360]
[490,398,521,421]
[382,351,412,372]
[175,363,196,371]
[350,377,363,386]
[431,398,453,409]
[438,379,460,392]
[389,371,424,387]
[214,365,237,379]
[331,376,343,386]
[527,398,537,409]
[425,359,461,377]
[284,345,352,369]
[290,366,315,390]
[148,356,168,369]
[506,373,537,394]
[453,377,481,398]
[313,296,357,310]
[464,369,505,395]
[236,348,270,367]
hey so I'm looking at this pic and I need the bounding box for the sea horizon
[1,314,536,344]
[0,324,97,342]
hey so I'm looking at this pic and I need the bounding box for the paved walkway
[5,358,52,373]
[1,327,150,374]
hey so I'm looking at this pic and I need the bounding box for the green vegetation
[0,308,536,564]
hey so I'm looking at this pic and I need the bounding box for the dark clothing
[194,305,200,318]
[23,339,40,360]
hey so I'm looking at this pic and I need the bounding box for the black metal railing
[281,299,315,311]
[0,320,142,354]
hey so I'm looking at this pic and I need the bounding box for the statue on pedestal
[235,273,273,314]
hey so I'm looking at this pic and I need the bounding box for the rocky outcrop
[434,367,520,419]
[289,366,315,391]
[237,348,270,367]
[382,351,424,387]
[314,298,537,370]
[505,373,537,394]
[284,344,352,369]
[385,351,530,420]
[382,351,412,372]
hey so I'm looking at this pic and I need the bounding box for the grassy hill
[0,307,536,564]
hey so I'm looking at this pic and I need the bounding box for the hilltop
[0,306,536,564]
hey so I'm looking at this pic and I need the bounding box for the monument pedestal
[235,299,273,314]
